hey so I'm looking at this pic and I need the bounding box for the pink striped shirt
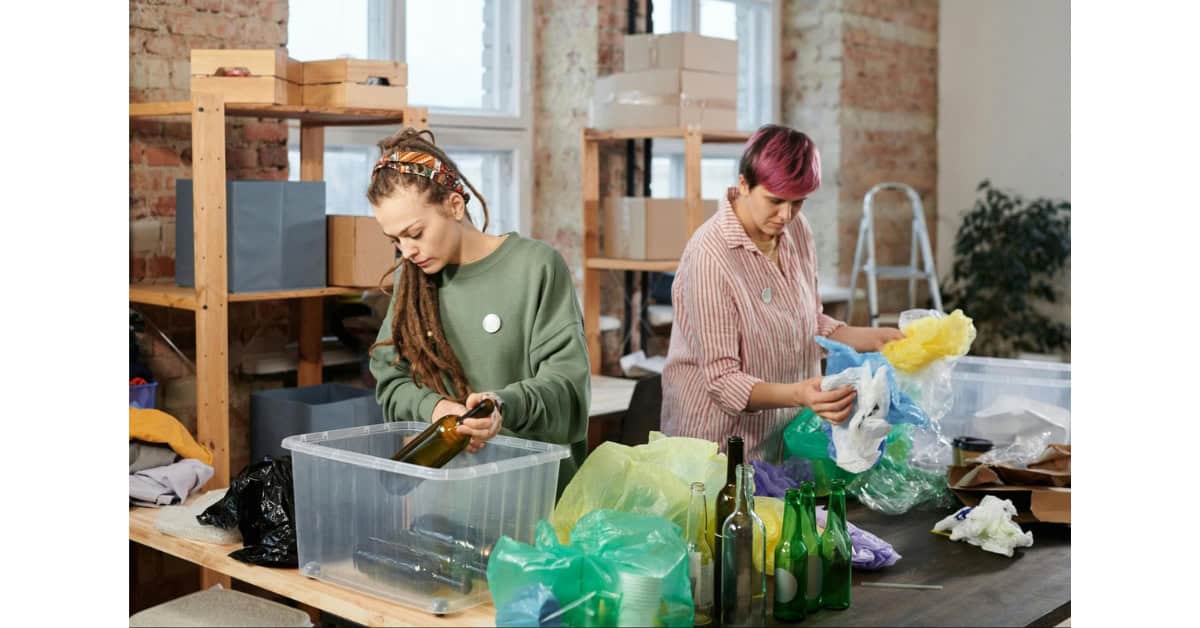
[661,187,846,462]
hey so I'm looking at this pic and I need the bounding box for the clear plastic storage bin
[943,356,1071,445]
[283,422,570,614]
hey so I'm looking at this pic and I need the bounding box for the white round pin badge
[761,287,772,304]
[482,313,502,334]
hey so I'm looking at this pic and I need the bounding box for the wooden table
[796,502,1071,627]
[133,497,1068,628]
[129,506,494,627]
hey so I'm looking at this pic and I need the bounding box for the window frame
[287,0,533,235]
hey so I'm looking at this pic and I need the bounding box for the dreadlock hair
[367,127,491,404]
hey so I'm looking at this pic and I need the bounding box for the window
[646,0,777,200]
[287,0,532,235]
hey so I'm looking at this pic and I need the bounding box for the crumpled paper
[932,495,1034,557]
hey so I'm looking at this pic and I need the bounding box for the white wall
[937,0,1071,340]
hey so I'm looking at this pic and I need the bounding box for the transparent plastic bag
[550,434,726,543]
[488,511,694,627]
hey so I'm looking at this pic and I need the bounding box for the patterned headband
[372,150,469,202]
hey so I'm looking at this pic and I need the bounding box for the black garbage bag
[197,456,297,568]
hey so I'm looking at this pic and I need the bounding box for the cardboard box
[604,197,718,260]
[190,48,303,105]
[175,180,326,293]
[301,58,409,109]
[947,464,1071,524]
[592,69,737,130]
[328,215,398,288]
[624,32,738,74]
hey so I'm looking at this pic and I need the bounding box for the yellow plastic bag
[754,496,784,573]
[882,309,977,373]
[550,432,727,543]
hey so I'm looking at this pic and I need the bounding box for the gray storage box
[251,384,383,461]
[176,179,326,293]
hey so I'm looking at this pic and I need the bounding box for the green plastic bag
[487,511,694,627]
[782,409,952,514]
[551,433,726,543]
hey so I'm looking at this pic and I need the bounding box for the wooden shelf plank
[583,127,751,143]
[130,284,198,310]
[227,286,373,302]
[130,284,373,307]
[130,101,429,128]
[585,257,679,272]
[130,506,494,627]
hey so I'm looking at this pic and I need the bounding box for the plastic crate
[130,382,158,409]
[283,422,570,614]
[250,384,382,461]
[942,356,1071,445]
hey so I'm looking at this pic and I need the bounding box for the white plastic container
[283,422,569,614]
[943,356,1071,444]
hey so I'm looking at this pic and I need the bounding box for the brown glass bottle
[713,435,744,625]
[390,399,496,467]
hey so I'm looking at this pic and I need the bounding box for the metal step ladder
[847,183,943,327]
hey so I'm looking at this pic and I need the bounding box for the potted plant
[941,180,1070,359]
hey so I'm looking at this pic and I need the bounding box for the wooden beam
[582,132,602,374]
[683,128,703,234]
[585,258,679,272]
[190,92,230,491]
[297,122,325,387]
[129,284,198,310]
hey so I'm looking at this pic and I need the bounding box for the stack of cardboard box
[592,32,739,130]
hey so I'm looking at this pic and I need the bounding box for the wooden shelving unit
[128,96,427,488]
[581,126,751,373]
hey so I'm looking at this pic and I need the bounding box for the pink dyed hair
[738,124,822,199]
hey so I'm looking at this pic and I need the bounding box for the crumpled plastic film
[882,309,976,373]
[488,511,694,627]
[782,412,952,514]
[932,495,1034,557]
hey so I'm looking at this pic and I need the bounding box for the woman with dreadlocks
[367,127,590,493]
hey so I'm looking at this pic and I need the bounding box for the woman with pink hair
[662,124,904,462]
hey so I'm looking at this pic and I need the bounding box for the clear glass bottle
[713,436,744,624]
[820,479,853,610]
[799,481,822,613]
[390,398,495,467]
[720,463,766,626]
[773,487,808,622]
[685,481,714,625]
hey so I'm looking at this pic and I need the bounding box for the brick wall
[130,0,292,471]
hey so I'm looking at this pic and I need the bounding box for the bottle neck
[828,488,847,530]
[780,497,801,541]
[799,491,818,535]
[726,443,744,485]
[733,465,754,514]
[686,490,707,543]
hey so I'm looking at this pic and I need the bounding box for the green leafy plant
[941,180,1070,357]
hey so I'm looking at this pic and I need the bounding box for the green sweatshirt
[370,233,591,493]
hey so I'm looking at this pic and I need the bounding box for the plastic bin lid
[129,588,313,627]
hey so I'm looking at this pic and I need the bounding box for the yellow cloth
[129,407,213,465]
[882,309,977,373]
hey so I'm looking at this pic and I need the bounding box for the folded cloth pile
[129,407,214,508]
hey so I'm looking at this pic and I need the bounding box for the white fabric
[821,365,893,473]
[933,495,1035,557]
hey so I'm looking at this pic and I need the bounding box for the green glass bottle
[720,463,766,627]
[390,398,495,467]
[773,488,808,622]
[820,479,852,610]
[685,481,714,625]
[713,436,743,624]
[798,481,822,614]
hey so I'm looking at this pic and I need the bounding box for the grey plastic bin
[250,384,383,462]
[175,179,326,293]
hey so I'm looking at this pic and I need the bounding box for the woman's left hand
[457,392,503,453]
[829,325,905,353]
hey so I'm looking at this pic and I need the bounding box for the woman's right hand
[794,377,857,425]
[431,398,468,422]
